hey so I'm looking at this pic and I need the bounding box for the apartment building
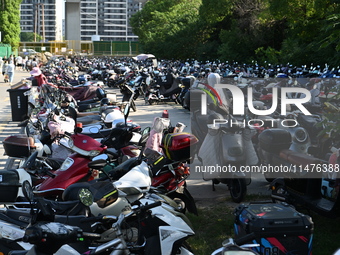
[66,0,144,42]
[20,0,64,42]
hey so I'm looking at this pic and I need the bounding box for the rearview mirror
[124,104,130,126]
[139,127,151,146]
[68,106,78,123]
[22,180,34,203]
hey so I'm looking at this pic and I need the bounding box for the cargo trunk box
[258,129,292,153]
[234,203,313,255]
[3,134,36,158]
[0,170,21,202]
[161,132,198,161]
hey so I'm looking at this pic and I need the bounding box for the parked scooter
[176,76,196,109]
[146,70,182,105]
[191,74,257,203]
[8,182,195,255]
[258,128,340,218]
[116,79,137,112]
[0,180,91,254]
[27,106,145,199]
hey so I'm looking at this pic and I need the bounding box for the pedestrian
[2,60,8,76]
[22,56,28,71]
[15,55,23,70]
[30,67,57,89]
[26,57,32,71]
[6,61,15,85]
[31,58,38,68]
[0,57,3,76]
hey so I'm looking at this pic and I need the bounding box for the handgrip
[140,201,162,211]
[234,233,256,246]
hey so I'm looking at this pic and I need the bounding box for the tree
[20,32,43,42]
[0,0,22,50]
[130,0,201,59]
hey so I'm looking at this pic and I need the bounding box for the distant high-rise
[65,0,144,42]
[20,0,64,42]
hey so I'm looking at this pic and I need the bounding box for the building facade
[20,0,64,42]
[66,0,143,42]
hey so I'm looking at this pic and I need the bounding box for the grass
[186,195,340,255]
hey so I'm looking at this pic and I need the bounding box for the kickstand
[212,180,216,191]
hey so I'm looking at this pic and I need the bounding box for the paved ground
[0,69,271,209]
[0,69,29,169]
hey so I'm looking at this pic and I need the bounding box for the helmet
[100,98,112,106]
[103,109,124,124]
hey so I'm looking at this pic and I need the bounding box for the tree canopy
[0,0,22,50]
[131,0,340,66]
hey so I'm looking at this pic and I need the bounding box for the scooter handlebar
[139,201,162,212]
[234,232,256,246]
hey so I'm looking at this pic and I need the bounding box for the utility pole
[36,3,45,42]
[41,3,45,42]
[34,6,38,42]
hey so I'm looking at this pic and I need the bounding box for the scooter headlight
[68,138,101,157]
[293,127,308,143]
[60,157,74,171]
[68,138,74,148]
[88,150,101,157]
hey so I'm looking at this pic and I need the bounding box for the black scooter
[146,71,182,105]
[258,128,340,218]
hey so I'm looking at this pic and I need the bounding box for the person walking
[0,57,3,78]
[2,60,8,76]
[15,55,23,70]
[6,61,15,85]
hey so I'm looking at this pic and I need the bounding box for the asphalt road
[0,70,271,208]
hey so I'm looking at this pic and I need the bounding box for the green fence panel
[0,44,12,58]
[93,41,140,56]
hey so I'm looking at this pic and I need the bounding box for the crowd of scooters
[0,54,339,254]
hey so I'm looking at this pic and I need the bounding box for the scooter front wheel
[229,178,247,203]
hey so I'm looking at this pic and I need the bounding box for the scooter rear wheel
[229,178,247,203]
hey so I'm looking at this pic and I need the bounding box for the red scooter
[29,107,144,199]
[33,130,107,198]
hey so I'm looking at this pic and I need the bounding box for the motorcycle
[176,76,196,109]
[191,74,257,203]
[10,183,194,255]
[258,128,340,218]
[2,152,195,254]
[24,105,147,199]
[116,79,138,112]
[0,180,91,254]
[146,70,182,105]
[76,136,198,215]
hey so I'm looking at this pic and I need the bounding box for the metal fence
[93,41,140,56]
[18,41,140,56]
[0,43,12,58]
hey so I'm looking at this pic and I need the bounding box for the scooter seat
[279,149,321,167]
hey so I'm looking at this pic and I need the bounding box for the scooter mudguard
[182,187,198,215]
[35,155,93,197]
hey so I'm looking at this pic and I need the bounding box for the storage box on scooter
[258,129,291,153]
[0,170,21,202]
[3,134,36,158]
[234,203,313,255]
[161,132,198,161]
